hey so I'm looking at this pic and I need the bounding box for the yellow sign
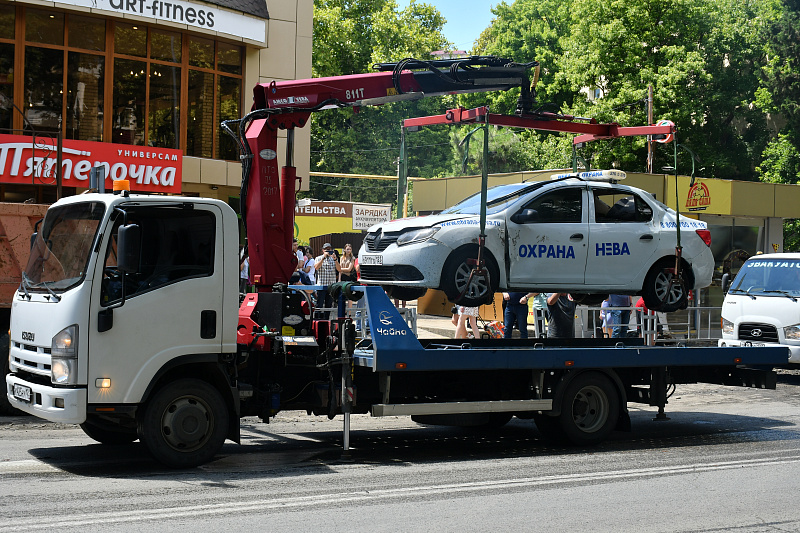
[686,182,711,211]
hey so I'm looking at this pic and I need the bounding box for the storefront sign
[352,203,391,230]
[0,134,183,194]
[686,181,711,211]
[44,0,266,44]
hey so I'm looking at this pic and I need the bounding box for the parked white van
[719,253,800,363]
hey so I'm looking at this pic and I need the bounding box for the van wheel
[441,247,499,307]
[558,372,619,445]
[642,258,689,312]
[138,379,229,468]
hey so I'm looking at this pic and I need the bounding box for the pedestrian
[239,248,249,295]
[608,294,632,338]
[546,293,576,338]
[600,297,612,338]
[314,243,341,308]
[503,291,532,339]
[292,238,303,272]
[339,243,357,282]
[455,305,481,339]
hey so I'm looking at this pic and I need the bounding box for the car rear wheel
[441,246,499,307]
[642,258,689,312]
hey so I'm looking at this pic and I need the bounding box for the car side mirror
[721,273,730,293]
[117,224,141,274]
[511,208,537,224]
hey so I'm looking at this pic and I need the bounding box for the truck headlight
[784,324,800,340]
[721,318,734,335]
[396,227,439,246]
[51,325,78,385]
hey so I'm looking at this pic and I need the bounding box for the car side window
[514,187,583,223]
[101,207,216,306]
[593,189,652,223]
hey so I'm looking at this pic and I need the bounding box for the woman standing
[339,243,357,282]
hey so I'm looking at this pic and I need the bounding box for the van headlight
[396,227,439,246]
[784,324,800,340]
[721,318,734,335]
[52,325,78,385]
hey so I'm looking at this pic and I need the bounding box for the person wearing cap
[314,243,341,309]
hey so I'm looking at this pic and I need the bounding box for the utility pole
[646,85,654,174]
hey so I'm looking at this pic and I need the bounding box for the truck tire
[0,332,20,416]
[138,379,229,468]
[441,246,499,308]
[80,420,138,445]
[642,258,689,312]
[557,372,619,445]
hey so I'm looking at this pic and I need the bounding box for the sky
[395,0,497,52]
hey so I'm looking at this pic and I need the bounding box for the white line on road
[3,455,800,531]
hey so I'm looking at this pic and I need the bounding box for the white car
[358,170,714,310]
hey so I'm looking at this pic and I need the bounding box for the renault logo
[751,328,763,337]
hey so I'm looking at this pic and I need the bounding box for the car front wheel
[441,247,499,307]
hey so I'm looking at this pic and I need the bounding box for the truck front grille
[738,323,779,342]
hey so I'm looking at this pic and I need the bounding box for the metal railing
[576,305,722,343]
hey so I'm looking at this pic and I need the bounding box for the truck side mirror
[721,273,730,293]
[117,224,141,274]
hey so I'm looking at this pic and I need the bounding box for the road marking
[3,455,800,530]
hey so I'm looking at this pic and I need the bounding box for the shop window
[66,52,104,142]
[187,70,214,158]
[114,23,146,57]
[148,65,181,149]
[25,10,63,46]
[0,42,13,131]
[24,47,64,134]
[0,4,14,39]
[113,58,146,145]
[189,36,214,69]
[217,43,242,75]
[151,29,181,63]
[217,75,241,160]
[68,15,105,52]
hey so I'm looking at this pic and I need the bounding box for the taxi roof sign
[551,169,627,181]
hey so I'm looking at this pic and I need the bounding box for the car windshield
[23,202,105,291]
[729,258,800,296]
[441,183,542,215]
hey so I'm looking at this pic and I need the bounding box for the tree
[309,0,455,205]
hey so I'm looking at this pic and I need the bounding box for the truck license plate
[12,383,31,403]
[743,341,765,347]
[360,254,383,266]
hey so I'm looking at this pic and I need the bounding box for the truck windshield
[23,202,105,292]
[441,183,542,215]
[729,258,800,296]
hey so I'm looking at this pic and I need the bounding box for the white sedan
[358,171,714,311]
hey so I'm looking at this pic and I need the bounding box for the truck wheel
[0,333,20,416]
[441,247,499,307]
[138,379,229,468]
[642,258,688,312]
[80,420,138,445]
[558,372,619,445]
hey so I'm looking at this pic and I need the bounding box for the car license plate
[742,341,765,347]
[360,254,383,266]
[12,383,31,403]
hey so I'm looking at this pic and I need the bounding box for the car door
[506,185,588,286]
[585,186,660,287]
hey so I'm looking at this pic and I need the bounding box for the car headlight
[784,324,800,341]
[396,227,439,246]
[721,318,734,335]
[52,325,78,385]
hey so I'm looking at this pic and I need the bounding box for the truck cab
[6,188,239,463]
[718,253,800,364]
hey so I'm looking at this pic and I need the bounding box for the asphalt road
[3,371,800,532]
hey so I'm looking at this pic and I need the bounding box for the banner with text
[0,134,183,194]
